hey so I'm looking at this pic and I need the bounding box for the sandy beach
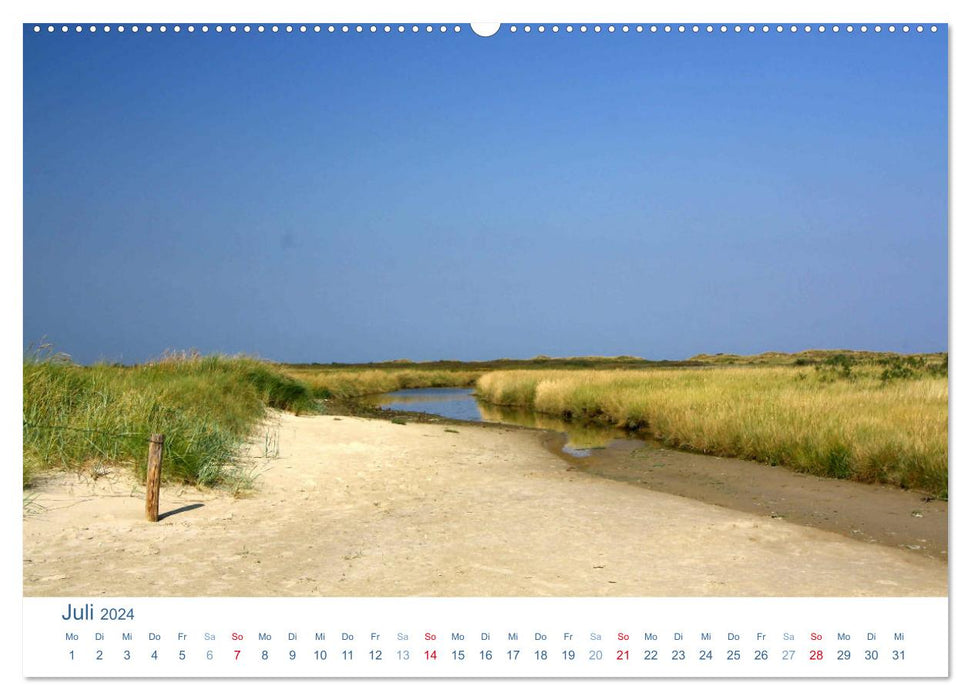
[23,412,947,597]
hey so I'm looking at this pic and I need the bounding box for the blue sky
[23,25,947,364]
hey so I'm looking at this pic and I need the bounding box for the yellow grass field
[476,365,947,497]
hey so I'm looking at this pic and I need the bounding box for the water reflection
[367,387,484,422]
[368,387,627,454]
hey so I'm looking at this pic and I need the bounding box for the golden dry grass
[281,367,481,399]
[476,366,947,496]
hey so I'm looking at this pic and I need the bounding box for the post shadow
[157,503,205,521]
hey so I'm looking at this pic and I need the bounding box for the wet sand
[542,434,947,561]
[23,412,947,597]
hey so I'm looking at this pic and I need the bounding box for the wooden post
[145,434,164,522]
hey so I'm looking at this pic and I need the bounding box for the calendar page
[14,0,955,691]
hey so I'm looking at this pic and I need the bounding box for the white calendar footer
[23,596,948,678]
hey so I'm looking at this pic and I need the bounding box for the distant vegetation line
[286,349,946,372]
[688,349,948,366]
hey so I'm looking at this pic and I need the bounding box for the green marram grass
[23,353,314,488]
[23,354,480,488]
[476,364,948,497]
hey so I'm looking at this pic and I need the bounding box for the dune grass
[23,354,479,488]
[475,364,948,497]
[23,352,314,488]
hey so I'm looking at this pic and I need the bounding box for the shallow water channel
[363,387,947,560]
[366,387,628,456]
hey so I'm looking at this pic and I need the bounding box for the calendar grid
[23,597,948,678]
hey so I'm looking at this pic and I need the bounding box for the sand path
[23,413,946,597]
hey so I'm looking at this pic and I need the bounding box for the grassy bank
[476,363,948,497]
[282,366,481,399]
[23,353,313,488]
